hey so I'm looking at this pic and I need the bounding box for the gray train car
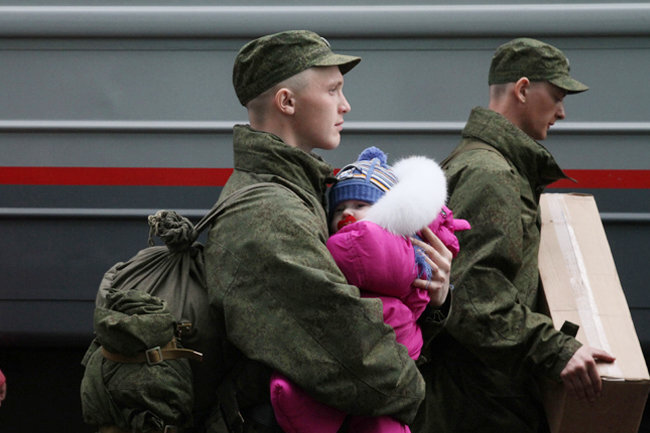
[1,2,648,431]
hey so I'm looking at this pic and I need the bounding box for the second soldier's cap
[232,30,361,106]
[488,37,588,94]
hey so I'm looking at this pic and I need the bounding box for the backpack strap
[197,181,290,433]
[99,424,179,433]
[194,182,280,235]
[101,338,203,365]
[440,141,500,170]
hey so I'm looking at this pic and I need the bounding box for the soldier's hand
[0,382,6,407]
[560,345,616,402]
[411,227,452,306]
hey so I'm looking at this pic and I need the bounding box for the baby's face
[330,200,371,233]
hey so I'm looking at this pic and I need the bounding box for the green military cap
[233,29,361,106]
[488,37,588,94]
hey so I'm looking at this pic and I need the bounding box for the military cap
[488,37,588,94]
[233,30,361,106]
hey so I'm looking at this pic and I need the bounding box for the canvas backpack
[81,183,273,433]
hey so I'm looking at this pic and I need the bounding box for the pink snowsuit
[270,206,470,433]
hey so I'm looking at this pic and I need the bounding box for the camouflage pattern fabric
[81,288,194,432]
[232,30,361,106]
[412,107,582,433]
[204,125,427,432]
[488,37,588,94]
[95,226,222,430]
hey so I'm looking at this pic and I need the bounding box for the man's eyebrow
[325,73,344,85]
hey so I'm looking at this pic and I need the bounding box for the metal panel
[0,2,648,349]
[0,5,649,37]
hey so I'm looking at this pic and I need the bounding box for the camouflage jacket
[205,125,430,431]
[412,107,582,433]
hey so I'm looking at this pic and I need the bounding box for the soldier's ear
[514,77,530,104]
[274,87,296,115]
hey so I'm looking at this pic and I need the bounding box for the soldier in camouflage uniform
[204,30,453,433]
[411,38,616,433]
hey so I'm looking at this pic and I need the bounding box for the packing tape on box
[547,195,622,378]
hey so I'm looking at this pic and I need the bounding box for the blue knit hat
[329,147,398,216]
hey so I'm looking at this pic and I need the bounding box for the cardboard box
[538,193,650,433]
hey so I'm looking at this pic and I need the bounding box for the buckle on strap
[145,346,164,365]
[176,321,193,338]
[101,339,202,365]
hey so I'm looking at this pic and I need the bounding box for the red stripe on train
[549,169,650,189]
[0,167,233,186]
[1,167,649,188]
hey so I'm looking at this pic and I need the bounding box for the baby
[270,147,470,433]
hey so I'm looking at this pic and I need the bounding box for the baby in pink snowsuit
[270,147,470,433]
[0,368,6,407]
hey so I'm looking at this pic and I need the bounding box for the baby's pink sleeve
[270,372,346,433]
[327,221,417,298]
[427,205,471,257]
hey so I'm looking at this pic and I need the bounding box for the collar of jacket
[232,125,336,198]
[461,107,571,190]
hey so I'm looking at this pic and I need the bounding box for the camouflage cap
[488,37,588,94]
[233,30,361,106]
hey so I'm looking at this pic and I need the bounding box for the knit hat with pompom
[328,146,398,216]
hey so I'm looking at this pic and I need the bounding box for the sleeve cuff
[419,289,453,351]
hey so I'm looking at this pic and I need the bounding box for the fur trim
[364,155,447,236]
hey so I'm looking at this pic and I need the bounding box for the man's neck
[250,117,308,152]
[488,98,524,135]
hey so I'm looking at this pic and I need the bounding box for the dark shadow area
[0,346,94,433]
[0,344,647,433]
